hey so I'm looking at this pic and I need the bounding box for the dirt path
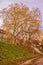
[32,58,43,65]
[19,57,43,65]
[20,57,38,65]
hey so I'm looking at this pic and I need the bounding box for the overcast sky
[0,0,43,29]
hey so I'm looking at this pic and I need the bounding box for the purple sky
[0,0,43,29]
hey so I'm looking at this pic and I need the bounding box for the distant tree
[1,3,42,45]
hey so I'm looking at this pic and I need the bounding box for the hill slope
[0,42,35,65]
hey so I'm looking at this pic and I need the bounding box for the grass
[0,41,36,65]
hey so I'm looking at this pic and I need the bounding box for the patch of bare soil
[19,57,37,65]
[33,58,43,65]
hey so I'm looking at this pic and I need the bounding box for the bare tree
[1,3,42,45]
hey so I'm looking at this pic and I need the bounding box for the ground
[0,41,36,65]
[32,58,43,65]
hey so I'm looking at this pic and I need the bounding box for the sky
[0,0,43,29]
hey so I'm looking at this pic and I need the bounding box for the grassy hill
[0,42,36,65]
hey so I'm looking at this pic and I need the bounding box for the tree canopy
[1,3,42,45]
